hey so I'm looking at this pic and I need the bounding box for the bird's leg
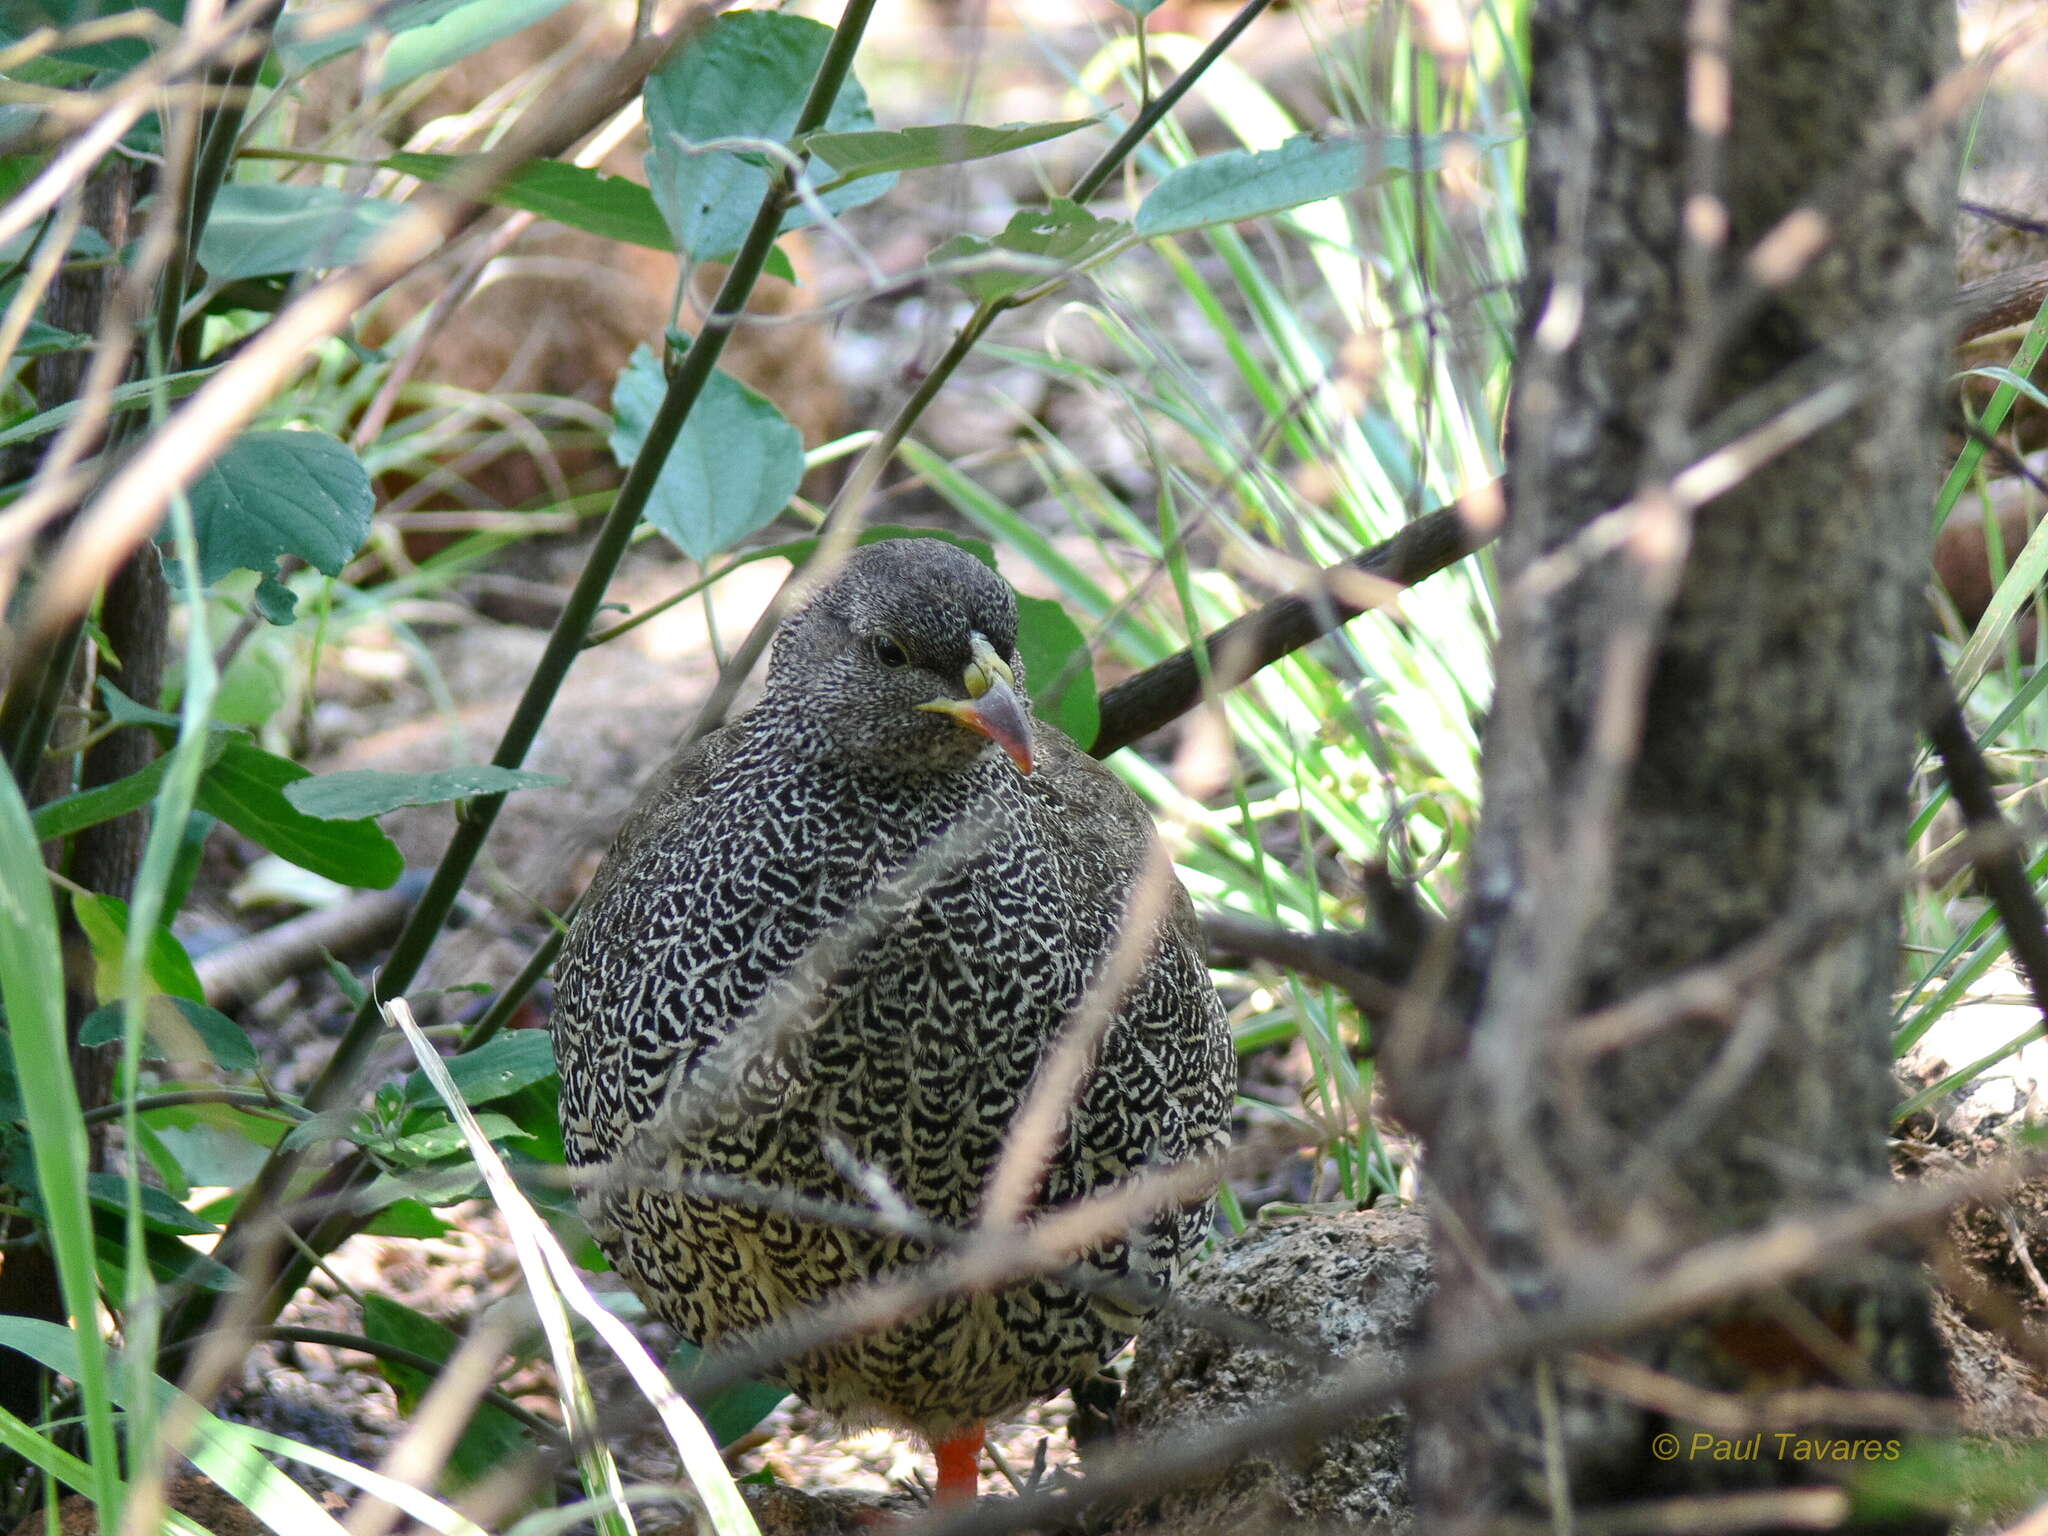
[930,1425,985,1504]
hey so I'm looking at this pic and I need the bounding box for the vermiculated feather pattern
[552,542,1232,1437]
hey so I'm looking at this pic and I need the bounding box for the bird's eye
[872,637,909,668]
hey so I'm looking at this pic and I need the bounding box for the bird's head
[767,539,1035,775]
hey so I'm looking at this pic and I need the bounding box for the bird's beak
[920,636,1034,774]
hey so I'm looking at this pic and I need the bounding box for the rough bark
[1393,2,1959,1528]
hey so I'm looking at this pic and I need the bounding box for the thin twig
[1924,639,2048,1037]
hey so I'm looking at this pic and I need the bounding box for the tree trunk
[1395,2,1958,1528]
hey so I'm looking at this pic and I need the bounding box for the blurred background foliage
[0,0,2044,1528]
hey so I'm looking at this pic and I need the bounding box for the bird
[551,537,1234,1504]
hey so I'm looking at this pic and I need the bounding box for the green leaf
[253,575,299,625]
[83,1172,219,1235]
[403,1031,558,1109]
[280,1106,367,1154]
[643,9,891,262]
[0,281,91,355]
[70,893,205,1003]
[195,737,405,889]
[0,1316,459,1536]
[386,152,674,249]
[97,1225,241,1292]
[282,765,568,821]
[667,1340,790,1448]
[492,1077,565,1165]
[212,646,288,726]
[7,0,183,69]
[196,183,408,281]
[798,117,1097,187]
[357,1162,487,1211]
[609,342,805,561]
[1135,131,1505,238]
[0,366,215,452]
[0,741,126,1508]
[30,732,226,842]
[929,199,1127,302]
[378,0,577,88]
[276,0,470,69]
[279,0,576,86]
[1952,505,2048,700]
[162,810,215,921]
[1015,595,1098,750]
[182,430,375,587]
[361,1295,528,1485]
[326,955,371,1010]
[78,997,258,1071]
[385,1112,530,1166]
[362,1198,452,1238]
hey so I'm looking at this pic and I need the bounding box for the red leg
[930,1425,984,1505]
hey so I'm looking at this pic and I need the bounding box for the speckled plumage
[552,540,1233,1438]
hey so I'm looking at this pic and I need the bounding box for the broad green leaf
[363,1199,453,1238]
[276,0,471,68]
[1016,595,1098,750]
[277,0,571,86]
[1135,131,1504,238]
[929,200,1127,302]
[253,575,299,624]
[283,765,568,821]
[7,0,182,68]
[798,117,1098,187]
[78,996,259,1071]
[361,1295,528,1485]
[386,152,673,250]
[182,430,374,594]
[196,183,407,281]
[0,220,108,265]
[83,1172,218,1235]
[70,892,205,1003]
[280,1106,368,1153]
[30,731,227,842]
[643,9,890,262]
[0,280,90,355]
[667,1340,790,1448]
[357,1163,487,1212]
[215,646,288,726]
[609,342,805,561]
[376,0,577,88]
[493,1076,565,1165]
[196,737,405,889]
[403,1030,557,1108]
[96,1226,240,1292]
[386,1112,530,1166]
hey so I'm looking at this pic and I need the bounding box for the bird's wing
[553,720,826,1165]
[1025,729,1236,1319]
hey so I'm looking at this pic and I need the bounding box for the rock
[1103,1205,1432,1533]
[1898,961,2048,1143]
[646,1485,912,1535]
[6,1475,276,1536]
